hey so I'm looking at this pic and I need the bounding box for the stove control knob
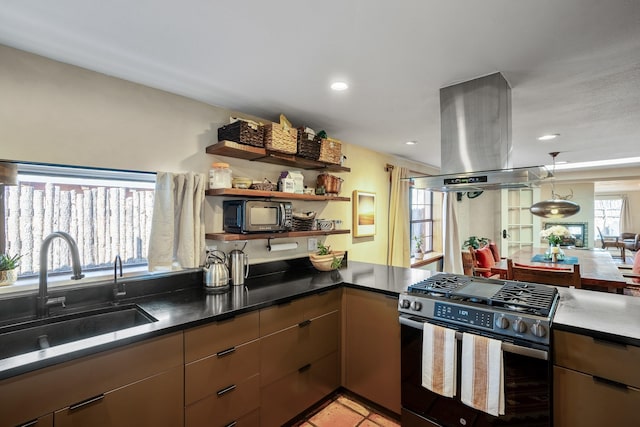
[399,299,411,309]
[410,301,422,311]
[531,322,547,338]
[495,315,510,329]
[512,319,528,334]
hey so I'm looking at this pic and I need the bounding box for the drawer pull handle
[593,376,631,391]
[17,419,39,427]
[217,384,237,397]
[224,422,237,427]
[69,394,105,411]
[216,347,236,357]
[593,337,628,348]
[298,319,312,328]
[298,363,311,373]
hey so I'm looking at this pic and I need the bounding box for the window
[1,163,155,282]
[594,198,622,237]
[410,186,433,256]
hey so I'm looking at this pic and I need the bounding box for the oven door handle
[399,316,548,361]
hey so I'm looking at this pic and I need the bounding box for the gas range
[399,273,559,346]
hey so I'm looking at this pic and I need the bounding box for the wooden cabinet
[259,289,342,426]
[184,311,260,427]
[343,288,401,414]
[553,330,640,426]
[0,333,184,427]
[54,367,183,427]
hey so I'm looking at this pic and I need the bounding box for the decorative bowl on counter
[309,251,345,271]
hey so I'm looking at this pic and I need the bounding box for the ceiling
[1,1,640,176]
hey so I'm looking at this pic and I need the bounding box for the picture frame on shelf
[353,190,376,237]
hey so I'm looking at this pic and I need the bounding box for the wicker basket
[319,137,342,164]
[292,211,316,231]
[218,121,264,147]
[249,179,275,191]
[296,127,321,160]
[264,122,298,154]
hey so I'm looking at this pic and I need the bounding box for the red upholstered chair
[469,246,500,278]
[488,242,501,263]
[506,259,581,288]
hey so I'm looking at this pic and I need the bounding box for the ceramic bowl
[309,251,344,271]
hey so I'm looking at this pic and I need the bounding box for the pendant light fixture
[530,152,581,218]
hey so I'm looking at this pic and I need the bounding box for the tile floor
[293,393,400,427]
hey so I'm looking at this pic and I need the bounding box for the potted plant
[0,253,22,286]
[309,241,344,271]
[462,236,490,250]
[413,235,424,259]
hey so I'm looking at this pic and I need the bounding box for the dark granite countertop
[553,287,640,347]
[0,261,434,380]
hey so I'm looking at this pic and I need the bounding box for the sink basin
[0,304,157,360]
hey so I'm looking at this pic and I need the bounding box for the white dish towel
[421,322,457,397]
[461,332,505,416]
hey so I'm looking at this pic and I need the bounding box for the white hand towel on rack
[461,332,505,416]
[421,322,457,397]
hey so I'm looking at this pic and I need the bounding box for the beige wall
[0,44,438,267]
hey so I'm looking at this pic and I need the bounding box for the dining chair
[468,246,501,279]
[597,226,626,262]
[506,259,581,288]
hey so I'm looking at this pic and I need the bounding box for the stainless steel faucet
[37,231,84,317]
[113,254,127,302]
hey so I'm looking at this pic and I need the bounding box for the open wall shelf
[206,188,350,201]
[206,140,350,172]
[205,229,351,241]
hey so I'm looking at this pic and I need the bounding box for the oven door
[400,315,551,427]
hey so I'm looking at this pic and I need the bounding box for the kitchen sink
[0,304,157,360]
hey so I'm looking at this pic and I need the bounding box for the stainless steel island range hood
[412,72,549,191]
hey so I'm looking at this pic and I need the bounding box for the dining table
[491,247,627,293]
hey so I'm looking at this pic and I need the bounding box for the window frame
[409,185,434,257]
[1,161,156,289]
[594,196,623,238]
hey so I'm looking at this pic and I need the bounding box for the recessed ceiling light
[405,141,417,145]
[330,81,349,91]
[538,134,560,141]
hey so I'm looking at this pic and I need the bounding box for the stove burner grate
[407,273,470,297]
[490,282,558,316]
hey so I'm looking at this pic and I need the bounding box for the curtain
[387,166,410,267]
[620,196,633,233]
[148,172,206,271]
[442,192,463,273]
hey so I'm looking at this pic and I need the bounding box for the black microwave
[223,200,293,233]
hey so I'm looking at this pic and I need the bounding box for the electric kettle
[203,250,229,293]
[228,248,249,286]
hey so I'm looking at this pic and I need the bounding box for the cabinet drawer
[304,288,341,320]
[554,365,640,427]
[0,332,183,427]
[259,289,342,337]
[13,414,53,427]
[185,339,260,405]
[185,311,259,363]
[554,330,640,388]
[259,299,306,337]
[54,366,184,427]
[185,374,260,427]
[260,351,340,427]
[260,311,340,386]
